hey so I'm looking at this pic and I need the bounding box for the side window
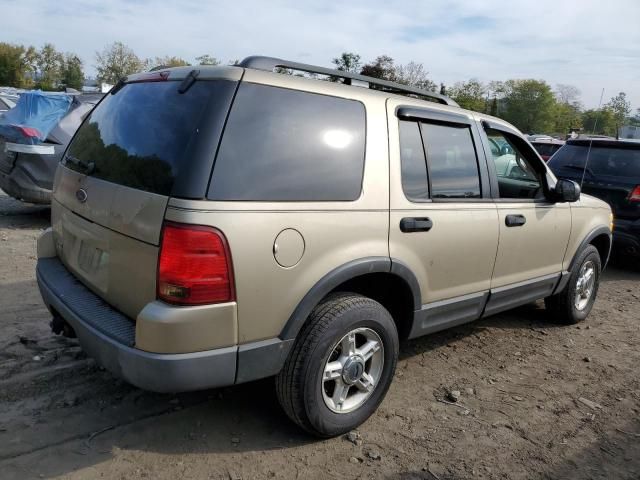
[209,83,366,201]
[399,120,429,201]
[421,123,481,198]
[486,129,543,199]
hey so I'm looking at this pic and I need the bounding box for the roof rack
[238,56,458,107]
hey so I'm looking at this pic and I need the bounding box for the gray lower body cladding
[36,257,290,392]
[408,273,563,339]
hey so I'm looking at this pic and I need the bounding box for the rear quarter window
[208,83,366,201]
[533,143,561,157]
[549,144,640,177]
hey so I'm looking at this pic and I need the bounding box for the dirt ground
[1,189,639,480]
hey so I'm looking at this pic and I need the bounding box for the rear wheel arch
[279,257,420,341]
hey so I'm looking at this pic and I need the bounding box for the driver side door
[481,123,571,315]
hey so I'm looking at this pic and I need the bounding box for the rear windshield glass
[548,144,640,177]
[64,81,222,195]
[532,143,561,157]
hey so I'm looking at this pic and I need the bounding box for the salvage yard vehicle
[0,93,17,113]
[36,56,613,437]
[529,137,565,161]
[0,93,103,204]
[549,138,640,258]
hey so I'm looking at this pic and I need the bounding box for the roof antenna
[580,88,605,189]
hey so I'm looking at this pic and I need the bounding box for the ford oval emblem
[75,188,88,203]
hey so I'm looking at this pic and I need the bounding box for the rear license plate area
[78,241,106,273]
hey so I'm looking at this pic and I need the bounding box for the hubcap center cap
[342,356,365,385]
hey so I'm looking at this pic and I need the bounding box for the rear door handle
[505,214,526,227]
[400,217,433,233]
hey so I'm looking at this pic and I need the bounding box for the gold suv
[36,56,612,437]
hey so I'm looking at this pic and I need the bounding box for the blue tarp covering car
[0,91,73,145]
[0,91,102,203]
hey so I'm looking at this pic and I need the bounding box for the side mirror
[554,179,581,202]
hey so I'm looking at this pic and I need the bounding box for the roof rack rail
[238,56,458,107]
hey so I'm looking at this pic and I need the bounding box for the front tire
[545,245,601,324]
[276,293,399,437]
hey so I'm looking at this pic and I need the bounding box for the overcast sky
[3,0,639,110]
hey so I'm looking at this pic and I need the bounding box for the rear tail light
[157,222,235,305]
[629,185,640,202]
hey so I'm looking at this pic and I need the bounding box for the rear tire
[545,245,601,324]
[276,293,398,437]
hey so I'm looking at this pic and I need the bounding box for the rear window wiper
[178,69,200,94]
[64,154,95,174]
[110,78,126,95]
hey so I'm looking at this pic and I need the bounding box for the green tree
[360,55,396,81]
[448,79,486,112]
[95,42,145,84]
[151,56,190,69]
[332,52,361,73]
[500,79,556,133]
[196,54,221,65]
[552,84,582,135]
[628,108,640,127]
[582,108,617,136]
[35,43,64,90]
[553,102,582,135]
[61,53,84,90]
[489,96,498,116]
[605,92,631,136]
[485,81,507,116]
[0,43,35,87]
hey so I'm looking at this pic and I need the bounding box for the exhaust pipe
[50,314,77,338]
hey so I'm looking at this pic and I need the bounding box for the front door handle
[505,214,526,227]
[400,217,433,233]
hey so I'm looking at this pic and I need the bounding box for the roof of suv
[531,138,565,145]
[566,138,640,149]
[123,56,523,138]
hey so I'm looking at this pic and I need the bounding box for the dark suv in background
[549,138,640,258]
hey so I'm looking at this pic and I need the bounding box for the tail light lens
[158,222,235,305]
[629,185,640,202]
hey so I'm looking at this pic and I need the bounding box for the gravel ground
[0,189,639,480]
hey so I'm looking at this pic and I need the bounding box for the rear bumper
[0,149,57,204]
[36,257,237,392]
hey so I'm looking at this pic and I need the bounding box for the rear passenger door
[387,101,499,337]
[479,122,571,315]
